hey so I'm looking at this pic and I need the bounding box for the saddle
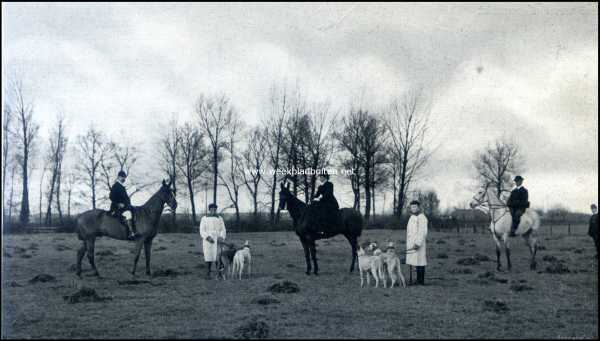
[305,203,342,233]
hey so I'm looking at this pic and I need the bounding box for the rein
[472,189,510,232]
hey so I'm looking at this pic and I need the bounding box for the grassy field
[2,228,598,339]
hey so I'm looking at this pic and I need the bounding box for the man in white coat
[406,200,428,285]
[199,203,226,279]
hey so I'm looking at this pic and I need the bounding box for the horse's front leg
[300,237,311,275]
[345,234,358,273]
[492,231,502,271]
[309,240,318,275]
[144,238,153,276]
[76,241,87,278]
[86,239,100,277]
[131,239,145,276]
[503,234,512,271]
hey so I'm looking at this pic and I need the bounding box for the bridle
[471,186,510,230]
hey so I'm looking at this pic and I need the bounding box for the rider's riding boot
[509,224,517,237]
[126,220,136,240]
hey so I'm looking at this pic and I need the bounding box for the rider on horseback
[507,175,530,237]
[109,170,137,240]
[312,170,340,230]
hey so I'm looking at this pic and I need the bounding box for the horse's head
[469,183,490,209]
[278,181,292,210]
[159,179,178,210]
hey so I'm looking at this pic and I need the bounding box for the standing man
[109,170,137,240]
[507,175,530,237]
[406,200,428,285]
[199,203,226,279]
[588,204,598,259]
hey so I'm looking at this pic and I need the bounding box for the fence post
[568,224,571,235]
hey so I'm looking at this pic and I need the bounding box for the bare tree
[44,113,68,225]
[196,94,234,206]
[336,109,386,219]
[218,117,245,222]
[384,88,433,216]
[9,79,40,225]
[64,171,76,218]
[76,126,110,210]
[159,117,181,224]
[176,122,209,225]
[473,137,524,197]
[415,189,441,218]
[241,127,267,218]
[262,84,289,223]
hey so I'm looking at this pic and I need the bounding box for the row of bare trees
[3,75,528,229]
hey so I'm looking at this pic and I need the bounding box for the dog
[232,240,252,280]
[368,242,388,288]
[357,245,385,288]
[381,242,406,288]
[217,242,237,279]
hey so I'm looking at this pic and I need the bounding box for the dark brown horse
[74,180,177,277]
[278,181,363,275]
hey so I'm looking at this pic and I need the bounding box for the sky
[2,2,598,214]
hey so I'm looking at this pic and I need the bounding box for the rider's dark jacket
[315,181,339,210]
[507,186,529,210]
[109,181,131,213]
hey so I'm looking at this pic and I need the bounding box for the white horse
[469,184,541,271]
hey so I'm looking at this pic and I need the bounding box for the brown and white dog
[232,240,252,280]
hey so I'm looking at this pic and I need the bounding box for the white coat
[406,213,428,266]
[199,215,226,262]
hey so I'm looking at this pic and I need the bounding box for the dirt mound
[155,246,168,251]
[457,257,480,266]
[473,254,491,262]
[537,245,546,250]
[436,253,448,259]
[28,243,39,250]
[572,248,584,254]
[436,240,446,244]
[118,279,150,285]
[12,246,27,254]
[55,244,72,251]
[449,268,473,274]
[63,287,112,304]
[484,299,509,313]
[542,255,558,262]
[510,284,533,292]
[285,264,296,268]
[478,271,508,283]
[233,319,269,339]
[21,254,32,259]
[251,295,280,305]
[270,241,286,247]
[268,281,300,294]
[152,268,190,278]
[29,274,56,284]
[545,262,570,274]
[10,281,23,287]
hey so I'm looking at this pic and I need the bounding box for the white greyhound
[470,184,541,271]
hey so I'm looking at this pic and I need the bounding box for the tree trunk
[396,155,409,217]
[45,165,58,225]
[364,162,371,219]
[212,149,218,205]
[187,177,197,226]
[56,168,63,225]
[19,154,30,225]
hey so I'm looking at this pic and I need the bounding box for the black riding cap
[514,175,524,181]
[319,170,330,179]
[208,203,218,209]
[409,200,421,206]
[118,170,127,178]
